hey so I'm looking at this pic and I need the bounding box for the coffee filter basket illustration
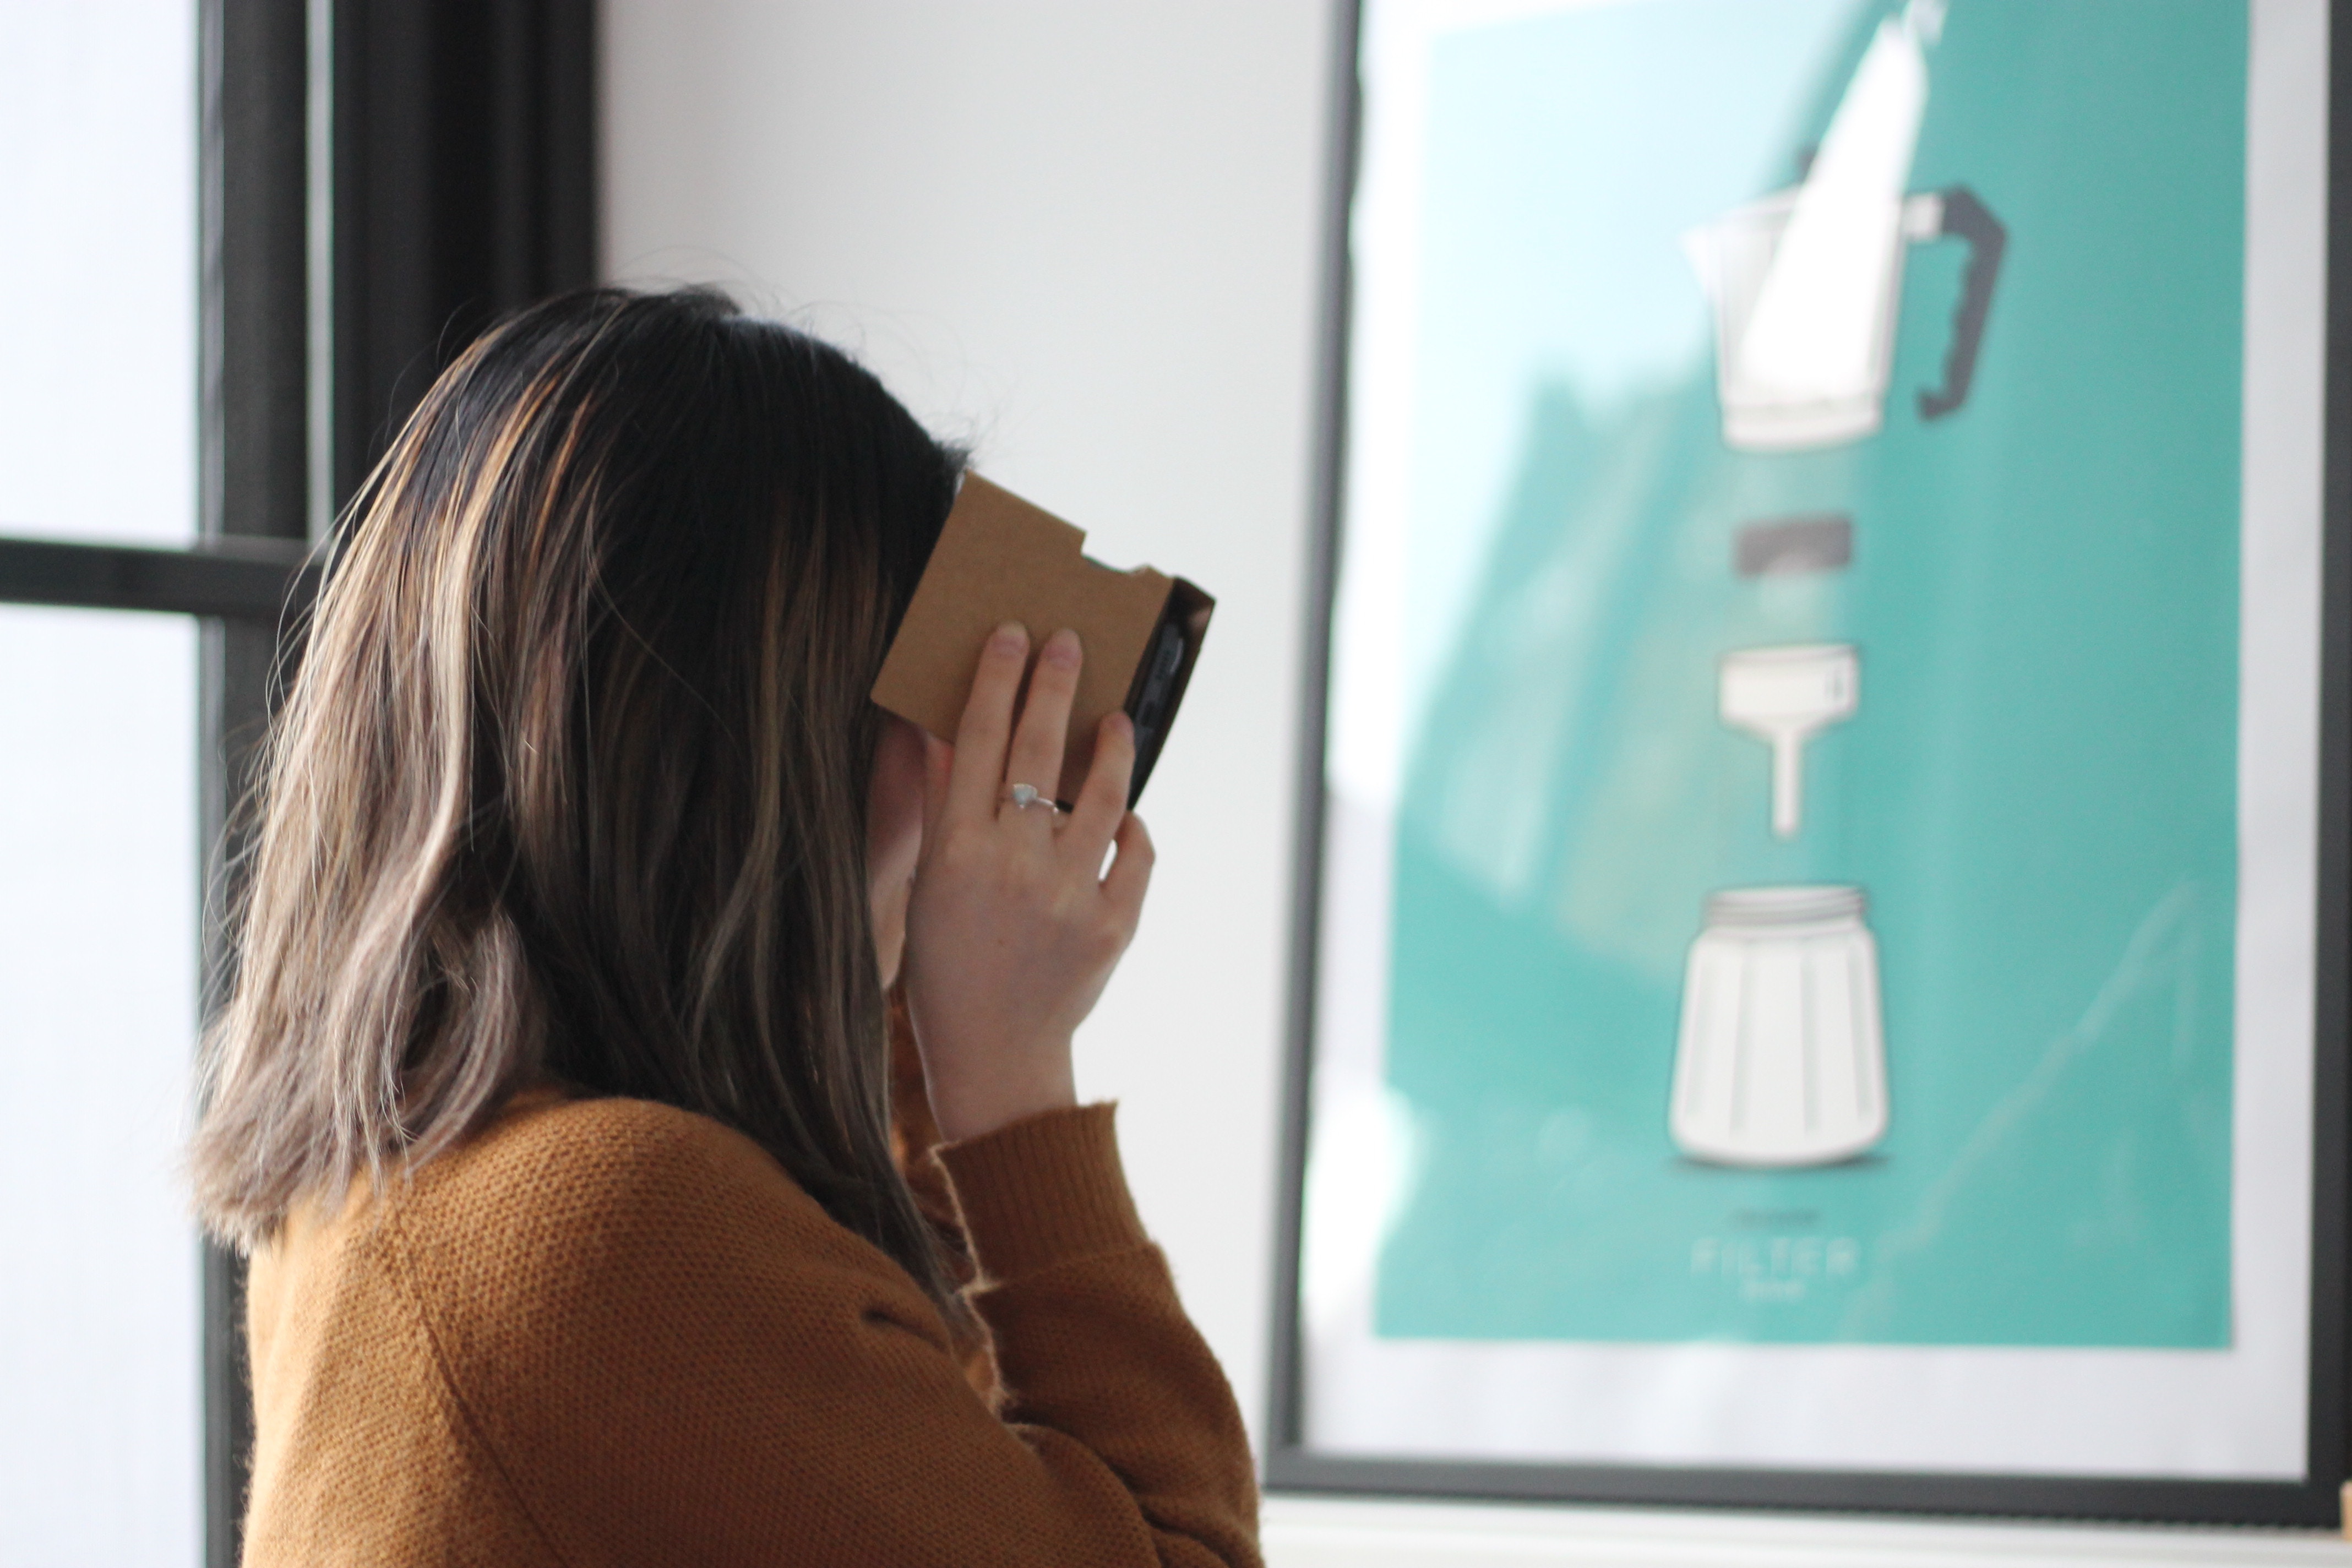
[1669,0,2001,1168]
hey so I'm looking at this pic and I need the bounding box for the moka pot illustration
[1681,4,2005,452]
[1669,644,1890,1168]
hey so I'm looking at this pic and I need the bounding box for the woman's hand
[901,622,1155,1143]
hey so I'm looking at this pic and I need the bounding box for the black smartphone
[1123,617,1191,804]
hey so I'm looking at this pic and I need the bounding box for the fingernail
[1106,711,1134,741]
[989,622,1027,656]
[1043,628,1081,668]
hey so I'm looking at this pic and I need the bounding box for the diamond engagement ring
[1005,782,1048,810]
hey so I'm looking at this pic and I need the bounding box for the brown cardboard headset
[870,475,1213,808]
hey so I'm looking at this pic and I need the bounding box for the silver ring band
[1004,782,1049,810]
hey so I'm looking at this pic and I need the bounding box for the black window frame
[0,5,595,1561]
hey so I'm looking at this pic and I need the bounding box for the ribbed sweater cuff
[935,1102,1148,1282]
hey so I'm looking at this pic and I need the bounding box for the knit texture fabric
[241,1095,1260,1566]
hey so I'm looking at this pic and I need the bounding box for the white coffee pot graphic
[1671,886,1888,1168]
[1682,2,2005,451]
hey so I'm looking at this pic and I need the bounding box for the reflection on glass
[0,607,200,1563]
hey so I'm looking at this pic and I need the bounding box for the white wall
[601,0,1336,1458]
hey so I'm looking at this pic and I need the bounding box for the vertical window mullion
[197,3,313,1562]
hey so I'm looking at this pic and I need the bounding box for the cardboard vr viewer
[871,475,1213,808]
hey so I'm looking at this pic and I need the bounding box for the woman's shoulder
[345,1090,957,1394]
[400,1091,783,1229]
[386,1090,922,1320]
[438,1088,790,1199]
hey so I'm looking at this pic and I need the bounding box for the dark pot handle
[1918,184,2006,421]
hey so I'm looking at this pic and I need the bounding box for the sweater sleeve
[384,1097,1260,1568]
[939,1106,1261,1563]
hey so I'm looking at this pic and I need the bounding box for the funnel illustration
[1721,644,1857,840]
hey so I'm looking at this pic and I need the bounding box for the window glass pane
[0,606,200,1565]
[0,4,197,544]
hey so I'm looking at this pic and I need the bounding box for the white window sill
[1263,1493,2352,1568]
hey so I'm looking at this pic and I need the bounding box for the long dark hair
[190,287,967,1309]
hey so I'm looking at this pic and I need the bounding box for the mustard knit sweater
[241,1093,1261,1566]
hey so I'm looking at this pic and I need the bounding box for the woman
[189,287,1259,1566]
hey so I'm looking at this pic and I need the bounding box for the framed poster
[1267,0,2352,1524]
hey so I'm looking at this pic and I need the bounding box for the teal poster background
[1373,0,2245,1347]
